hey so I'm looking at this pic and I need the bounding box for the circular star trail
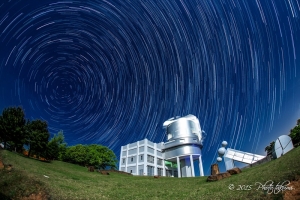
[0,0,300,174]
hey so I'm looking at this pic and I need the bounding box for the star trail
[0,0,300,175]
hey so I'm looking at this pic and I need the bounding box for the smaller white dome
[217,157,222,162]
[218,147,226,156]
[221,141,228,147]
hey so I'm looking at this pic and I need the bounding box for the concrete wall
[128,148,137,155]
[139,146,144,152]
[119,139,164,176]
[127,166,136,174]
[127,155,137,164]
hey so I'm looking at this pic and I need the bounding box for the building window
[157,150,162,157]
[157,168,163,176]
[166,170,172,177]
[139,169,143,175]
[147,155,154,163]
[122,158,125,164]
[130,170,132,173]
[157,158,162,165]
[147,147,154,154]
[131,157,133,162]
[147,165,154,176]
[141,155,143,161]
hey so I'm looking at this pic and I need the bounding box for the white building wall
[119,139,164,176]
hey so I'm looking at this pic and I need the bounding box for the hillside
[0,147,299,200]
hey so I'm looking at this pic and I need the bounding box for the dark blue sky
[0,0,300,175]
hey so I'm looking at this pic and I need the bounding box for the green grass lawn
[1,147,299,200]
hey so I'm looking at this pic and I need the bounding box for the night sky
[1,0,300,175]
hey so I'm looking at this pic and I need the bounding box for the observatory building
[119,114,204,177]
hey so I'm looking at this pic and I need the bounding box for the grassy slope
[0,147,299,200]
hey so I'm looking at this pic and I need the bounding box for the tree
[62,144,117,169]
[26,119,50,158]
[85,144,117,169]
[46,130,67,160]
[46,139,59,160]
[91,145,117,169]
[0,107,26,151]
[64,144,88,165]
[87,145,117,169]
[264,141,275,156]
[289,119,300,146]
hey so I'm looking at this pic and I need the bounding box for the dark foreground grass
[0,147,300,200]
